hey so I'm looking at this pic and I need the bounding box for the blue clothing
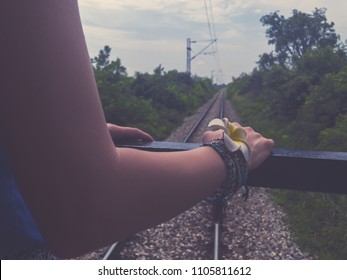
[0,145,44,256]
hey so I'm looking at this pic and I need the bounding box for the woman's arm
[0,1,228,258]
[0,1,273,258]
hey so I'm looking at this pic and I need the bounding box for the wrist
[203,139,248,202]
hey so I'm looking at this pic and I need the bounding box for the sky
[78,0,347,84]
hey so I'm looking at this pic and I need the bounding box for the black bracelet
[203,139,248,202]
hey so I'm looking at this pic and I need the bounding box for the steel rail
[213,223,220,259]
[182,89,225,260]
[102,242,118,260]
[182,91,221,143]
[212,89,226,260]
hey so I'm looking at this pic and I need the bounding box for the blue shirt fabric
[0,145,44,257]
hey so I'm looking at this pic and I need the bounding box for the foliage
[317,113,347,152]
[227,8,347,259]
[259,8,340,68]
[91,46,216,140]
[295,46,347,82]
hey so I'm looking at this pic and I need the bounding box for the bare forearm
[115,147,225,219]
[77,146,225,257]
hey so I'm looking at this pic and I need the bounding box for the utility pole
[186,37,216,76]
[186,38,192,75]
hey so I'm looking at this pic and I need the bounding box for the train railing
[118,141,347,194]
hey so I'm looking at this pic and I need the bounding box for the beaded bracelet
[203,139,248,202]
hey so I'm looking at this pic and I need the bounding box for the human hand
[232,123,274,170]
[203,123,274,171]
[107,123,154,143]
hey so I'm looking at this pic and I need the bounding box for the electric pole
[186,38,192,75]
[186,37,216,76]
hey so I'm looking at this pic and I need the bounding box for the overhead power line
[204,0,217,53]
[186,0,224,84]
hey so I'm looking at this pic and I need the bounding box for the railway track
[103,89,229,260]
[77,88,310,260]
[179,89,225,260]
[183,90,225,260]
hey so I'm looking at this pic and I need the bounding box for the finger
[231,122,255,136]
[264,138,275,149]
[130,129,154,141]
[243,126,255,134]
[231,122,241,128]
[140,132,154,142]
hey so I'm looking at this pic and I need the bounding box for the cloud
[79,0,347,83]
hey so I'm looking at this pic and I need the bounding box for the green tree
[295,46,347,84]
[92,45,127,84]
[292,66,347,146]
[153,64,165,75]
[259,8,340,67]
[317,114,347,152]
[92,45,112,69]
[91,46,216,140]
[228,8,347,260]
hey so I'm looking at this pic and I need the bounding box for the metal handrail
[117,141,347,195]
